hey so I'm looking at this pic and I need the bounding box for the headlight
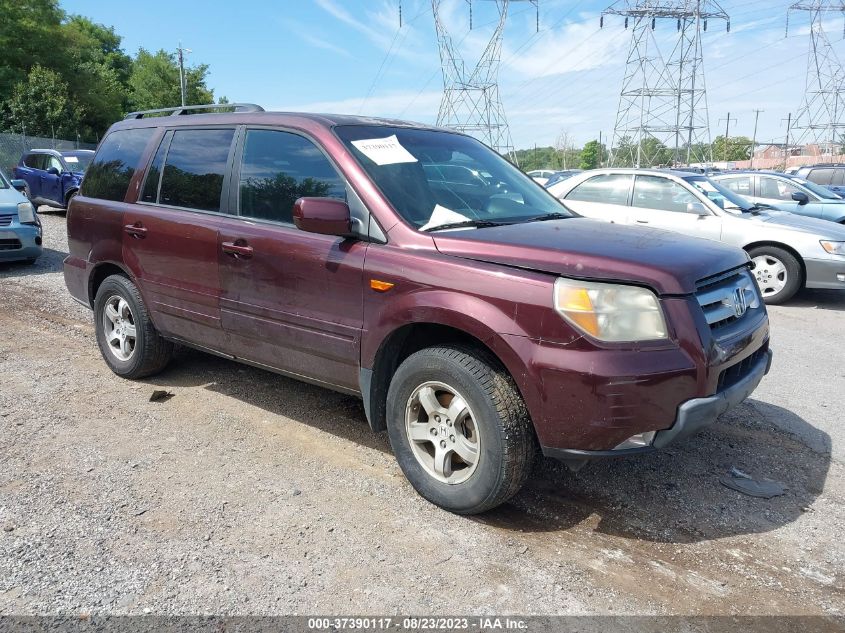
[820,240,845,255]
[17,202,36,224]
[554,278,668,342]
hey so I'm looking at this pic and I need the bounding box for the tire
[748,246,802,305]
[386,345,535,514]
[93,274,173,378]
[65,191,77,210]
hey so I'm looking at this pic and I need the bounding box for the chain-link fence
[0,132,97,176]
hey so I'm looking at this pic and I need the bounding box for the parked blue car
[0,169,42,264]
[713,170,845,223]
[12,149,94,210]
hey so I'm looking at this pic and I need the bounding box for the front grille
[0,215,12,227]
[0,238,22,250]
[695,269,760,330]
[717,346,768,392]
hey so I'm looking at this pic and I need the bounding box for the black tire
[748,246,802,305]
[93,274,173,378]
[386,345,535,514]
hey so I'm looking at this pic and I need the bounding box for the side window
[632,175,700,213]
[140,132,170,204]
[238,129,345,223]
[159,128,235,212]
[833,169,845,187]
[759,177,799,201]
[25,154,44,169]
[808,168,834,186]
[47,156,63,173]
[564,174,632,205]
[720,176,752,195]
[83,127,156,201]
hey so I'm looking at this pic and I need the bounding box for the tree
[0,0,65,98]
[579,140,605,170]
[555,130,581,170]
[7,65,82,138]
[711,135,753,162]
[128,48,216,111]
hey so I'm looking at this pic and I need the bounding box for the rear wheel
[94,275,173,378]
[749,246,802,305]
[386,346,535,514]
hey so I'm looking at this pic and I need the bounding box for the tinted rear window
[83,128,156,201]
[159,128,235,212]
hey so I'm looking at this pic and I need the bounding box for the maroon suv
[64,104,772,514]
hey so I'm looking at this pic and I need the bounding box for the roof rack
[124,103,264,120]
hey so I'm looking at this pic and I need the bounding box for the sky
[60,0,840,150]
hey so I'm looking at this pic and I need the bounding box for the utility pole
[719,112,737,162]
[177,42,192,107]
[599,130,603,167]
[783,112,793,168]
[750,109,764,169]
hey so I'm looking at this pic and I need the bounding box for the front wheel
[94,274,173,378]
[749,246,802,305]
[386,346,535,514]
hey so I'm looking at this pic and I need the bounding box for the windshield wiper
[521,212,571,223]
[420,219,509,232]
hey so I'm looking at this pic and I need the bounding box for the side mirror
[686,201,710,216]
[10,179,26,193]
[293,197,352,237]
[46,166,60,176]
[791,191,809,205]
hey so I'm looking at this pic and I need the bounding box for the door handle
[124,223,148,238]
[635,220,649,224]
[221,241,253,259]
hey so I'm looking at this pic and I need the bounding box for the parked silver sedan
[547,168,845,303]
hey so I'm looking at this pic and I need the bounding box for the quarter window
[237,129,345,224]
[82,128,156,201]
[565,174,632,205]
[159,128,235,212]
[632,176,700,213]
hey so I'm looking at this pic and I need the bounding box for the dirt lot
[0,212,843,616]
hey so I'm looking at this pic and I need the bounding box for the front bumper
[542,348,773,462]
[0,224,42,262]
[804,257,845,290]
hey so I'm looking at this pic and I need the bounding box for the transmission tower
[432,0,538,160]
[787,1,845,154]
[603,0,729,167]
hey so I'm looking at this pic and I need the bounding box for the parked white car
[527,169,556,185]
[547,168,845,304]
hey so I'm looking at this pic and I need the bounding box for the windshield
[335,125,571,231]
[791,177,841,200]
[62,153,93,173]
[685,176,753,212]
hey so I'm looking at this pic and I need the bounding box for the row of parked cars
[2,106,842,513]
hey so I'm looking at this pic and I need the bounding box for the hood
[432,218,749,295]
[0,187,26,210]
[753,209,845,237]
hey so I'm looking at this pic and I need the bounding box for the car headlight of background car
[554,277,668,342]
[17,202,37,225]
[820,240,845,256]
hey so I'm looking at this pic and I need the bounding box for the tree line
[0,0,221,143]
[515,134,755,172]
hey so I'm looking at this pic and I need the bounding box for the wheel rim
[404,381,480,485]
[752,254,787,297]
[102,295,137,361]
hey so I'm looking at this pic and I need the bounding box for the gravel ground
[0,212,842,616]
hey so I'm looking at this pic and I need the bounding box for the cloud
[279,17,353,58]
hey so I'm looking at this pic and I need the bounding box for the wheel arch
[64,187,79,207]
[88,261,135,308]
[362,319,532,434]
[742,240,806,284]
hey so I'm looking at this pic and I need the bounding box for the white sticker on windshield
[419,204,471,232]
[65,156,79,163]
[351,135,417,166]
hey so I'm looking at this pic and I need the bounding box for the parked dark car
[0,168,42,264]
[542,169,583,189]
[64,104,772,514]
[794,164,845,197]
[13,149,94,209]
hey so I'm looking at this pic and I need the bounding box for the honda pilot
[64,104,772,514]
